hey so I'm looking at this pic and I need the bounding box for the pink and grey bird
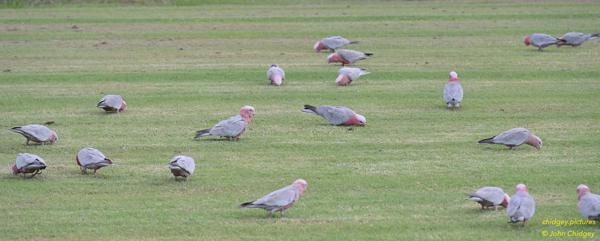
[267,64,285,86]
[302,105,366,126]
[478,128,542,150]
[97,94,127,112]
[195,106,255,141]
[336,67,369,86]
[76,147,113,175]
[557,32,599,47]
[467,186,510,210]
[314,36,358,52]
[11,153,47,178]
[523,33,558,51]
[327,49,372,66]
[577,184,600,221]
[443,71,463,108]
[168,155,196,180]
[507,183,535,226]
[240,179,308,218]
[10,124,58,145]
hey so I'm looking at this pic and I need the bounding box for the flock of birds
[6,33,600,221]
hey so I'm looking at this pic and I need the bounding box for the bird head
[516,183,528,192]
[294,179,308,194]
[120,100,127,112]
[327,53,340,63]
[449,71,459,81]
[240,105,256,121]
[532,135,542,150]
[11,164,19,175]
[335,74,350,86]
[523,35,531,46]
[501,193,510,208]
[577,184,590,200]
[356,114,367,126]
[50,131,58,144]
[313,41,325,52]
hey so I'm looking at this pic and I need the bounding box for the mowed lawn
[1,1,599,240]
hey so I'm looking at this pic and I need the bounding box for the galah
[523,33,558,51]
[336,67,369,86]
[97,94,127,112]
[577,184,600,221]
[10,124,58,145]
[12,153,47,178]
[557,32,599,47]
[168,155,196,180]
[195,106,255,141]
[314,36,358,52]
[443,71,463,108]
[478,128,542,150]
[240,179,308,218]
[267,64,285,86]
[507,183,535,226]
[76,147,113,175]
[327,49,372,66]
[467,186,510,210]
[302,104,366,126]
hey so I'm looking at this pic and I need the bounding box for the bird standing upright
[507,183,535,226]
[443,71,463,109]
[577,184,600,221]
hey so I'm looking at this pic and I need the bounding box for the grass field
[1,1,600,240]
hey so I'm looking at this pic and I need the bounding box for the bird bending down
[195,106,255,141]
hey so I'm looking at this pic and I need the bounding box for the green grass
[1,1,600,240]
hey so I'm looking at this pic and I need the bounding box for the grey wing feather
[170,155,195,175]
[78,147,107,166]
[579,193,600,218]
[493,128,530,146]
[16,153,47,169]
[323,36,351,49]
[559,32,589,45]
[531,33,558,47]
[16,124,52,141]
[475,187,505,205]
[253,185,297,207]
[267,67,285,79]
[209,115,246,137]
[97,95,123,109]
[337,49,369,63]
[508,192,535,220]
[316,105,354,125]
[443,82,463,104]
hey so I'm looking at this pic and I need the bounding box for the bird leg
[81,167,87,175]
[280,210,285,218]
[93,169,97,176]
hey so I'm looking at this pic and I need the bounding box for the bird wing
[209,115,246,137]
[316,105,354,125]
[559,32,588,45]
[267,67,285,79]
[443,82,463,103]
[173,156,195,175]
[97,95,123,109]
[493,128,530,146]
[579,193,600,218]
[323,36,350,49]
[16,153,46,169]
[18,124,52,141]
[532,33,558,47]
[78,148,107,166]
[253,185,297,207]
[506,193,522,217]
[337,49,368,63]
[476,187,505,205]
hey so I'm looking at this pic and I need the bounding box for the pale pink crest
[516,183,528,192]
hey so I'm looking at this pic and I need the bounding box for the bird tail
[591,33,600,38]
[96,100,106,108]
[194,129,211,139]
[240,201,256,208]
[349,40,359,44]
[44,121,55,125]
[478,137,495,144]
[302,105,318,114]
[364,53,373,56]
[9,127,23,134]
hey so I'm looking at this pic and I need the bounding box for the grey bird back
[493,128,530,146]
[316,105,354,125]
[443,82,463,105]
[210,115,246,137]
